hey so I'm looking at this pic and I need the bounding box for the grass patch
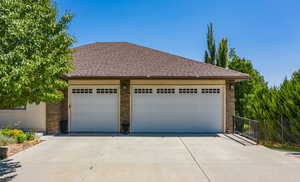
[264,144,300,152]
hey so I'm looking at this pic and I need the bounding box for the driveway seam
[178,137,211,182]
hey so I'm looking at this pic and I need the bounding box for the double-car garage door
[69,85,224,133]
[132,86,223,133]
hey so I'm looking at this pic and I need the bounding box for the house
[0,42,249,134]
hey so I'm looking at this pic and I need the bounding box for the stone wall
[120,80,130,132]
[226,80,235,133]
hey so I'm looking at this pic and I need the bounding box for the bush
[0,135,17,146]
[16,133,28,143]
[0,129,35,143]
[26,131,36,141]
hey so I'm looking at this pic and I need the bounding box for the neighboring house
[0,42,249,134]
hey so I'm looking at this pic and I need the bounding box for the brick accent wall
[46,102,62,134]
[120,80,130,132]
[46,89,68,134]
[226,80,235,133]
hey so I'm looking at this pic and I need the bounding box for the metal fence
[233,116,260,143]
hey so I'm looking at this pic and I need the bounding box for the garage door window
[179,88,198,94]
[96,88,118,94]
[156,88,175,94]
[134,88,153,94]
[72,88,93,94]
[201,88,220,94]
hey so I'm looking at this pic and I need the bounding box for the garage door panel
[132,86,223,133]
[70,87,118,132]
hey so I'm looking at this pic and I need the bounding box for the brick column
[62,89,69,121]
[46,103,62,134]
[46,89,68,134]
[226,80,235,133]
[120,80,130,133]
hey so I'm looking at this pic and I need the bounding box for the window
[0,105,26,110]
[134,88,153,94]
[96,88,117,94]
[156,88,175,94]
[72,88,93,94]
[179,88,198,94]
[201,88,220,94]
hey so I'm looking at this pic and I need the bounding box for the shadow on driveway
[0,159,21,182]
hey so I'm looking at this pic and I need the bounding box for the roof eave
[65,75,250,80]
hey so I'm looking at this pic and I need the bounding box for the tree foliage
[228,51,300,144]
[228,52,266,117]
[216,38,228,68]
[0,0,75,107]
[204,23,216,65]
[204,24,229,68]
[202,24,300,144]
[245,71,300,143]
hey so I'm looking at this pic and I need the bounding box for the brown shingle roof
[66,42,249,79]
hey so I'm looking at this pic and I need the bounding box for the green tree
[216,38,229,68]
[228,53,266,117]
[204,23,216,65]
[277,71,300,143]
[0,0,75,107]
[246,71,300,144]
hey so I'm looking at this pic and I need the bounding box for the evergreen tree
[204,51,210,64]
[216,38,229,68]
[204,23,216,65]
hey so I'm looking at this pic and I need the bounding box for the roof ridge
[72,42,130,49]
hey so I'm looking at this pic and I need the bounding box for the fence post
[233,116,235,133]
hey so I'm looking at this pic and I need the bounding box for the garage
[131,86,224,133]
[69,86,119,132]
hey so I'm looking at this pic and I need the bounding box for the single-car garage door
[131,86,224,133]
[70,87,119,132]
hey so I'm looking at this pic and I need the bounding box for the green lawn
[264,144,300,152]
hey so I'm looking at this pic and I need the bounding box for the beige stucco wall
[0,103,46,131]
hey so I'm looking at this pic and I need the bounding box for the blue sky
[56,0,300,86]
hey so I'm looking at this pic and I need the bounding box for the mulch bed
[7,140,42,157]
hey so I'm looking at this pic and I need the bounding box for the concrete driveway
[1,134,300,182]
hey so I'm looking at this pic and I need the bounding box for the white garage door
[70,87,119,132]
[132,86,224,133]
